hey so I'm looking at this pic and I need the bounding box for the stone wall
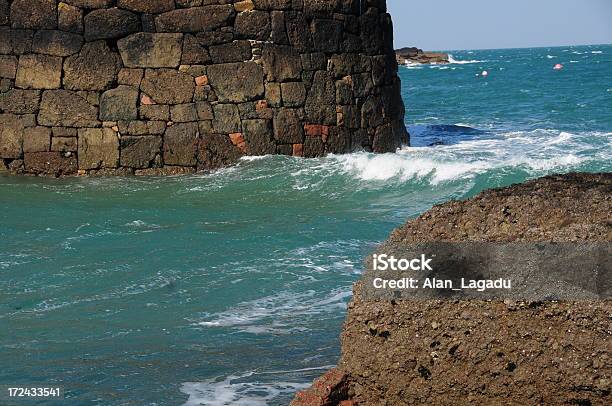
[0,0,408,176]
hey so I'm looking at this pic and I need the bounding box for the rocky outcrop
[294,173,612,405]
[0,0,408,176]
[396,46,449,65]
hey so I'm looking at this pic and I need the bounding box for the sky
[387,0,612,51]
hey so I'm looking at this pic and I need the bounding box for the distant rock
[396,46,449,65]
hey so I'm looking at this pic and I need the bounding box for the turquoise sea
[1,45,611,405]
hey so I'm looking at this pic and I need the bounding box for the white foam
[447,54,485,64]
[591,51,603,54]
[546,55,556,59]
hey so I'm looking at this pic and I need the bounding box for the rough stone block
[195,101,213,120]
[32,30,83,56]
[117,0,175,13]
[58,2,83,33]
[326,126,350,154]
[127,120,148,135]
[39,90,99,127]
[155,5,235,33]
[181,34,211,65]
[10,0,57,30]
[118,68,143,86]
[0,0,8,25]
[234,0,254,12]
[24,151,77,176]
[270,10,288,44]
[141,69,194,104]
[100,86,139,121]
[207,62,264,103]
[120,135,162,168]
[77,128,119,169]
[273,108,304,144]
[212,103,241,133]
[63,0,113,7]
[265,82,281,107]
[0,89,40,114]
[209,40,252,64]
[197,132,242,171]
[140,104,169,121]
[234,9,270,41]
[84,8,141,41]
[0,55,18,79]
[261,44,302,82]
[170,103,198,123]
[15,55,62,89]
[281,82,306,107]
[118,33,183,68]
[52,127,77,137]
[51,136,77,152]
[305,71,336,125]
[242,119,275,155]
[0,113,24,158]
[63,41,121,91]
[23,126,51,152]
[312,19,343,53]
[303,135,325,158]
[163,122,198,166]
[146,121,166,135]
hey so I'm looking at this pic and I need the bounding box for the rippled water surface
[1,45,611,405]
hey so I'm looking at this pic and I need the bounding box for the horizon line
[396,42,612,53]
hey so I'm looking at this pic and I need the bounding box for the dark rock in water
[396,46,449,64]
[294,173,612,406]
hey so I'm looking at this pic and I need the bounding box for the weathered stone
[0,0,8,25]
[120,135,162,168]
[181,35,211,65]
[77,128,119,169]
[212,103,241,133]
[195,102,213,120]
[312,19,343,53]
[0,89,40,114]
[336,77,353,104]
[140,104,169,121]
[270,10,288,44]
[209,41,252,64]
[117,0,175,13]
[276,144,292,155]
[197,132,242,170]
[361,95,384,128]
[126,120,147,135]
[305,71,336,125]
[207,62,264,103]
[164,122,198,166]
[58,2,83,33]
[303,135,325,157]
[100,86,139,121]
[23,126,51,152]
[0,55,17,79]
[170,103,198,122]
[155,5,234,33]
[63,41,121,91]
[84,8,141,41]
[32,30,83,56]
[252,0,292,10]
[0,113,24,158]
[141,69,195,104]
[64,0,113,7]
[326,126,350,153]
[10,0,57,29]
[118,68,143,86]
[234,10,270,41]
[242,119,275,155]
[38,90,99,127]
[51,136,77,152]
[285,12,311,52]
[15,55,62,89]
[261,44,302,82]
[273,108,303,144]
[52,127,77,137]
[234,0,254,12]
[194,75,208,87]
[147,121,166,135]
[24,151,77,176]
[0,27,33,55]
[264,82,281,107]
[118,33,183,68]
[281,82,306,107]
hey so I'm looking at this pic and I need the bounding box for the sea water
[1,45,611,405]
